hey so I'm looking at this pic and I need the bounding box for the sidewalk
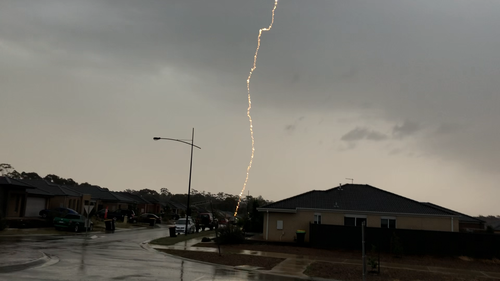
[0,249,50,273]
[150,238,500,280]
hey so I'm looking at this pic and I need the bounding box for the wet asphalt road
[0,226,304,281]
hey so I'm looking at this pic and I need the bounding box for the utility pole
[153,128,201,236]
[362,221,366,281]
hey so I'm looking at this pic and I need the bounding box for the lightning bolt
[235,0,278,217]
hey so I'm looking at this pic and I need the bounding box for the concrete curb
[0,226,150,237]
[0,251,50,273]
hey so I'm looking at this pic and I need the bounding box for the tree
[20,172,42,180]
[160,188,171,197]
[0,163,14,176]
[8,170,22,179]
[137,189,160,197]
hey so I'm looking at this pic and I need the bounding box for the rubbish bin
[169,226,177,237]
[149,218,156,227]
[105,219,114,231]
[296,230,306,244]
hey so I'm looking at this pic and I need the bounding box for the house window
[381,217,396,229]
[344,217,355,226]
[344,215,367,227]
[314,213,322,224]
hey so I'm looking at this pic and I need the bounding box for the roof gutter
[298,207,461,218]
[257,208,296,213]
[258,207,459,218]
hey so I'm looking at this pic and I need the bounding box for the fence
[309,223,500,258]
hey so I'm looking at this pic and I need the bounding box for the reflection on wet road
[0,227,304,281]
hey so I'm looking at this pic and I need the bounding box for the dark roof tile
[20,179,82,196]
[421,202,485,223]
[261,184,455,216]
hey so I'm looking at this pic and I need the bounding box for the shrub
[390,232,404,257]
[367,245,379,273]
[215,224,245,244]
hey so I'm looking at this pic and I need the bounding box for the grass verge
[150,230,215,246]
[304,261,495,281]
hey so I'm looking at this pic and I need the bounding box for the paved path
[151,240,500,280]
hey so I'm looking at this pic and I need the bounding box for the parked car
[198,213,218,230]
[134,213,161,224]
[175,217,195,234]
[39,208,78,219]
[97,209,135,221]
[53,214,93,232]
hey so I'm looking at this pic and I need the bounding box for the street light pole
[153,128,200,236]
[185,128,194,236]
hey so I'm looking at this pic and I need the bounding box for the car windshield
[176,219,186,224]
[66,215,80,219]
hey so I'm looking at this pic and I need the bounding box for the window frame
[313,213,322,224]
[381,216,397,229]
[344,214,367,227]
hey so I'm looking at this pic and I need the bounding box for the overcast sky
[1,0,499,216]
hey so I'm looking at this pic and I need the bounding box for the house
[141,195,164,214]
[20,179,91,216]
[110,192,138,211]
[0,176,35,218]
[494,224,500,234]
[163,200,186,217]
[65,185,120,213]
[258,184,466,243]
[421,202,486,232]
[117,192,154,214]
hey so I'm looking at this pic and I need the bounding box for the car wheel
[41,213,47,218]
[89,224,93,231]
[74,225,79,232]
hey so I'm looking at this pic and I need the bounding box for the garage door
[26,197,46,217]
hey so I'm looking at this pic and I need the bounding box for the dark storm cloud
[1,0,500,176]
[341,127,388,142]
[284,116,305,133]
[392,120,420,138]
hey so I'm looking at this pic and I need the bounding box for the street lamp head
[153,137,161,141]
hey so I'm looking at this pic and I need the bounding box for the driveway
[0,226,304,281]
